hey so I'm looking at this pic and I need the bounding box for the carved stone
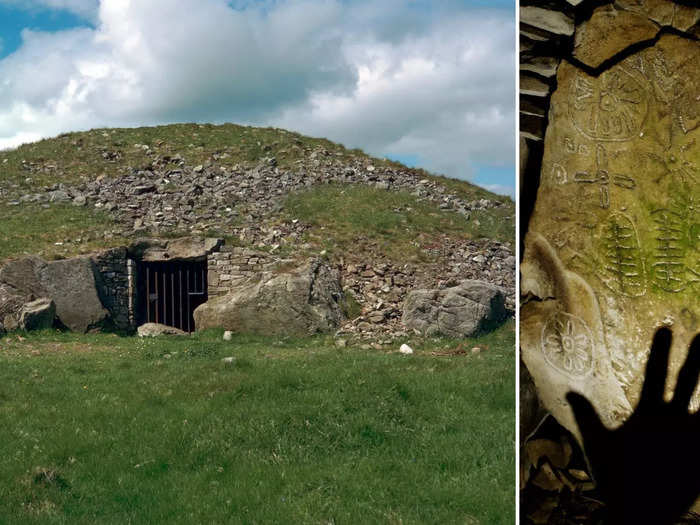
[521,34,699,442]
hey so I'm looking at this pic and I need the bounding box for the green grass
[283,185,510,262]
[0,322,515,524]
[0,203,123,262]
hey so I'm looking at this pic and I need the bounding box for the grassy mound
[0,123,513,262]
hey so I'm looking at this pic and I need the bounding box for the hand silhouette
[567,327,700,525]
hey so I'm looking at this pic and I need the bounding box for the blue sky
[0,0,515,196]
[0,5,92,58]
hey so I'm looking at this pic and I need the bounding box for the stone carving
[541,312,594,378]
[597,212,646,297]
[570,67,648,142]
[520,233,632,441]
[523,34,700,444]
[651,208,688,293]
[573,144,636,208]
[550,163,568,184]
[564,137,590,156]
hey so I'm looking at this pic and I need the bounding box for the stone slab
[521,34,700,441]
[521,6,575,36]
[574,5,659,69]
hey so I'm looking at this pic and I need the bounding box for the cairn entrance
[138,260,207,332]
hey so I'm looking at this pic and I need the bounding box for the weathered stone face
[0,255,109,333]
[402,280,507,338]
[522,34,699,439]
[193,259,344,336]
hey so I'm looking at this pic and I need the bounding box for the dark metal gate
[138,261,207,332]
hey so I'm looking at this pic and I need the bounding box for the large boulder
[194,260,344,336]
[0,255,108,333]
[0,258,49,330]
[37,257,108,332]
[402,279,507,337]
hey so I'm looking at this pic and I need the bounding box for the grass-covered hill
[0,125,516,523]
[0,123,513,264]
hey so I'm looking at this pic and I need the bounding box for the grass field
[0,322,515,524]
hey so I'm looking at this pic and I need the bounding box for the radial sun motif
[541,312,594,377]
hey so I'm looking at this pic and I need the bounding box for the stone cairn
[2,140,515,340]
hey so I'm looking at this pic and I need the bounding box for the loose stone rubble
[10,151,501,243]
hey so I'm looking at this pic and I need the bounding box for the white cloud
[272,10,515,181]
[0,0,514,189]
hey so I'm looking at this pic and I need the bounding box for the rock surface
[402,279,507,337]
[520,0,700,518]
[521,33,700,441]
[617,0,700,32]
[0,255,108,332]
[137,322,188,337]
[128,236,222,262]
[573,5,659,68]
[38,257,109,332]
[194,260,344,336]
[520,6,574,36]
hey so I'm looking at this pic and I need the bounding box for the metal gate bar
[142,260,207,333]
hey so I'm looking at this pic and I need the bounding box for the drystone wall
[520,1,700,440]
[91,247,132,330]
[207,246,293,298]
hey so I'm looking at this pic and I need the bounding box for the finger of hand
[566,392,606,448]
[639,327,672,409]
[672,333,700,412]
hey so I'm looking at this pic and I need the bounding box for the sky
[0,0,516,196]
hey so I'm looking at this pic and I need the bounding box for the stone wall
[89,240,290,328]
[207,246,292,298]
[91,247,132,329]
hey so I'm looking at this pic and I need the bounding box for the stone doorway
[137,260,207,332]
